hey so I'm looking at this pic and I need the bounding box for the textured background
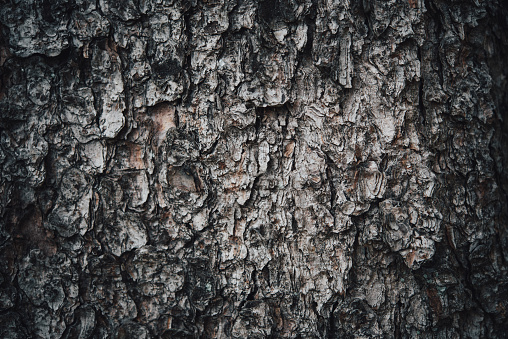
[1,0,508,337]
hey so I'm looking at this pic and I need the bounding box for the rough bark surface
[1,0,508,338]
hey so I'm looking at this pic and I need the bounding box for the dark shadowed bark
[1,0,508,337]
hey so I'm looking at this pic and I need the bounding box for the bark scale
[0,0,508,338]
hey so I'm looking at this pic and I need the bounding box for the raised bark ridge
[0,0,507,338]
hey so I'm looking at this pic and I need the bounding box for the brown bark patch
[426,287,443,317]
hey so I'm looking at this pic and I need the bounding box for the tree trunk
[1,0,508,337]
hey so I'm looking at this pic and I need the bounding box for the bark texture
[1,0,508,338]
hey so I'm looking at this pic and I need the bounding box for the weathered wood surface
[1,0,508,337]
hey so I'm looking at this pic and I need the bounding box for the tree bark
[1,0,508,337]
